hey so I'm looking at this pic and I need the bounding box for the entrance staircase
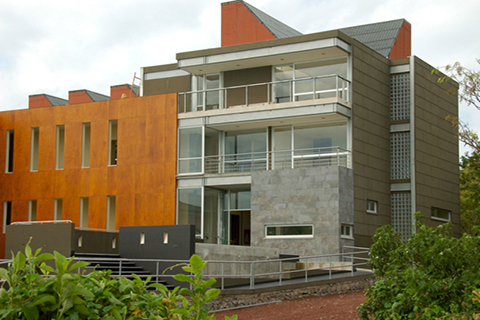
[73,253,174,290]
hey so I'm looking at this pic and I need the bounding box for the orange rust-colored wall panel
[0,94,178,258]
[390,21,412,60]
[221,1,276,47]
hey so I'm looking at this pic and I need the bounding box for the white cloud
[1,0,479,139]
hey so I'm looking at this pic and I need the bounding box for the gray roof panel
[242,1,302,39]
[44,94,68,106]
[340,19,406,58]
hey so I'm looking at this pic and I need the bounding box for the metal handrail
[72,246,370,290]
[199,146,351,174]
[178,74,351,113]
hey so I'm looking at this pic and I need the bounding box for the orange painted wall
[110,85,137,100]
[0,94,178,258]
[390,21,412,60]
[221,1,276,47]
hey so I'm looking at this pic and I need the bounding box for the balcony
[200,147,351,175]
[178,75,350,114]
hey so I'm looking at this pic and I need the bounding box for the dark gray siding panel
[351,40,392,248]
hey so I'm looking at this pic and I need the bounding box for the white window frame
[56,125,65,170]
[265,224,314,239]
[30,127,39,172]
[54,198,63,221]
[177,126,204,176]
[367,200,378,214]
[176,186,204,239]
[341,224,354,239]
[431,207,451,222]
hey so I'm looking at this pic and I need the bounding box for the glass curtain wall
[224,129,267,172]
[273,122,347,168]
[178,127,203,174]
[274,57,348,102]
[177,188,202,237]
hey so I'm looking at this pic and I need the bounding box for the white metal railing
[178,74,350,113]
[203,146,351,174]
[71,246,369,290]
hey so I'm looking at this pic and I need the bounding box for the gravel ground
[213,290,366,320]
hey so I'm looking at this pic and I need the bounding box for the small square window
[431,207,451,222]
[341,225,353,239]
[367,200,377,214]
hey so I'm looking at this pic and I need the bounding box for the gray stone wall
[250,166,353,257]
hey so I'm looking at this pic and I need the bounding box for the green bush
[357,213,480,319]
[0,242,236,320]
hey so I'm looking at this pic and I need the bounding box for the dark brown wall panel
[413,57,460,235]
[351,40,392,248]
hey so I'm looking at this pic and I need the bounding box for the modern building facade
[0,1,459,259]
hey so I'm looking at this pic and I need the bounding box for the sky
[1,0,479,153]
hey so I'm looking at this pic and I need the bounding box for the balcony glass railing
[203,147,351,174]
[178,74,350,113]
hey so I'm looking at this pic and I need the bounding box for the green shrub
[0,241,236,320]
[357,213,480,319]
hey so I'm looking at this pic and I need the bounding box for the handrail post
[245,86,249,106]
[305,258,308,282]
[267,83,271,104]
[221,262,225,290]
[156,261,159,284]
[351,253,354,276]
[329,256,332,279]
[119,260,122,277]
[336,75,339,99]
[224,88,227,109]
[250,262,255,289]
[279,259,283,286]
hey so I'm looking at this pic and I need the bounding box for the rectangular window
[178,127,203,174]
[29,200,37,222]
[431,207,451,222]
[30,127,39,171]
[56,125,65,170]
[108,120,117,166]
[5,130,14,173]
[3,201,12,233]
[265,224,314,239]
[54,198,63,221]
[341,224,354,239]
[106,195,116,230]
[80,197,89,228]
[177,188,203,237]
[82,123,91,168]
[367,200,378,214]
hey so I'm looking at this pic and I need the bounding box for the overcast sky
[1,0,479,153]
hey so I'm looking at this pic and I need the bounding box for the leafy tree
[357,213,480,319]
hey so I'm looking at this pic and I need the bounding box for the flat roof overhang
[178,99,351,132]
[177,31,352,75]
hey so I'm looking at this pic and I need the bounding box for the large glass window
[195,74,221,111]
[225,129,267,172]
[178,127,203,174]
[177,188,202,237]
[273,122,347,168]
[265,224,314,238]
[274,57,348,102]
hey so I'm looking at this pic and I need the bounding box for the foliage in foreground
[0,243,236,320]
[357,214,480,319]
